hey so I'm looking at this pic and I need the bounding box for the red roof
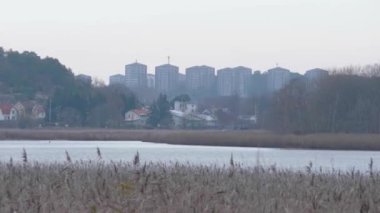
[0,104,12,115]
[131,108,149,116]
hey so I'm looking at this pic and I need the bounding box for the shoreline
[1,128,380,151]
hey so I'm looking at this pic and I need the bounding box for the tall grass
[1,151,380,212]
[1,129,380,150]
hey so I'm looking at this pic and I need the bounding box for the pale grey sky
[1,0,379,82]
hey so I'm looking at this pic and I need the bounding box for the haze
[1,0,379,82]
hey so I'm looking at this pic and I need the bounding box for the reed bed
[1,129,380,150]
[1,151,380,212]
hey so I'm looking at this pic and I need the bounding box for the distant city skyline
[1,0,379,83]
[109,60,326,99]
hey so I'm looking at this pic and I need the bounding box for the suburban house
[0,102,46,121]
[32,104,46,119]
[0,104,18,121]
[125,108,150,126]
[170,101,217,128]
[13,102,25,117]
[197,113,218,128]
[170,110,202,128]
[174,101,197,114]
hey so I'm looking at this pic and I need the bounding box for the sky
[1,0,379,82]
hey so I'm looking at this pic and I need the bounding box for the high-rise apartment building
[186,65,215,92]
[305,68,329,81]
[147,74,155,88]
[125,62,147,88]
[266,67,291,94]
[155,64,179,93]
[305,68,329,90]
[217,68,234,96]
[217,66,252,97]
[76,74,92,85]
[251,71,267,97]
[109,74,125,86]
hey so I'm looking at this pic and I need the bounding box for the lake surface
[0,140,378,171]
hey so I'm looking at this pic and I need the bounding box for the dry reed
[0,150,380,212]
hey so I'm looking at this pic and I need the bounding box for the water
[0,140,378,171]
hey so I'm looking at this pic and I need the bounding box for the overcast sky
[1,0,379,82]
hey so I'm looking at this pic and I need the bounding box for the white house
[0,104,18,121]
[174,101,197,114]
[32,104,46,119]
[125,108,150,126]
[170,109,202,128]
[171,101,217,128]
[0,104,10,120]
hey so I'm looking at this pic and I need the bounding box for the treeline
[51,84,138,127]
[3,47,380,132]
[0,48,138,128]
[0,48,74,98]
[263,65,380,133]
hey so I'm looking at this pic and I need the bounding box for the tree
[147,94,173,128]
[85,85,138,127]
[215,108,235,128]
[57,107,82,127]
[0,47,141,127]
[92,78,105,87]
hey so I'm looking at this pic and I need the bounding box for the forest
[262,65,380,133]
[0,47,138,128]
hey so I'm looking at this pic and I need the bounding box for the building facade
[217,68,234,96]
[125,62,147,88]
[217,66,252,97]
[266,67,291,94]
[305,68,329,90]
[125,108,150,127]
[305,68,329,81]
[186,65,215,92]
[147,74,155,88]
[251,71,267,97]
[109,74,125,86]
[155,64,179,94]
[76,74,92,84]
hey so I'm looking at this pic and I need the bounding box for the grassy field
[1,153,379,213]
[1,128,380,150]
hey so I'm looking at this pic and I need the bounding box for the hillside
[0,47,76,100]
[0,47,137,127]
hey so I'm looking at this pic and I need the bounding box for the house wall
[185,104,197,114]
[36,112,46,119]
[125,112,140,121]
[10,108,17,120]
[174,101,197,114]
[0,110,4,121]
